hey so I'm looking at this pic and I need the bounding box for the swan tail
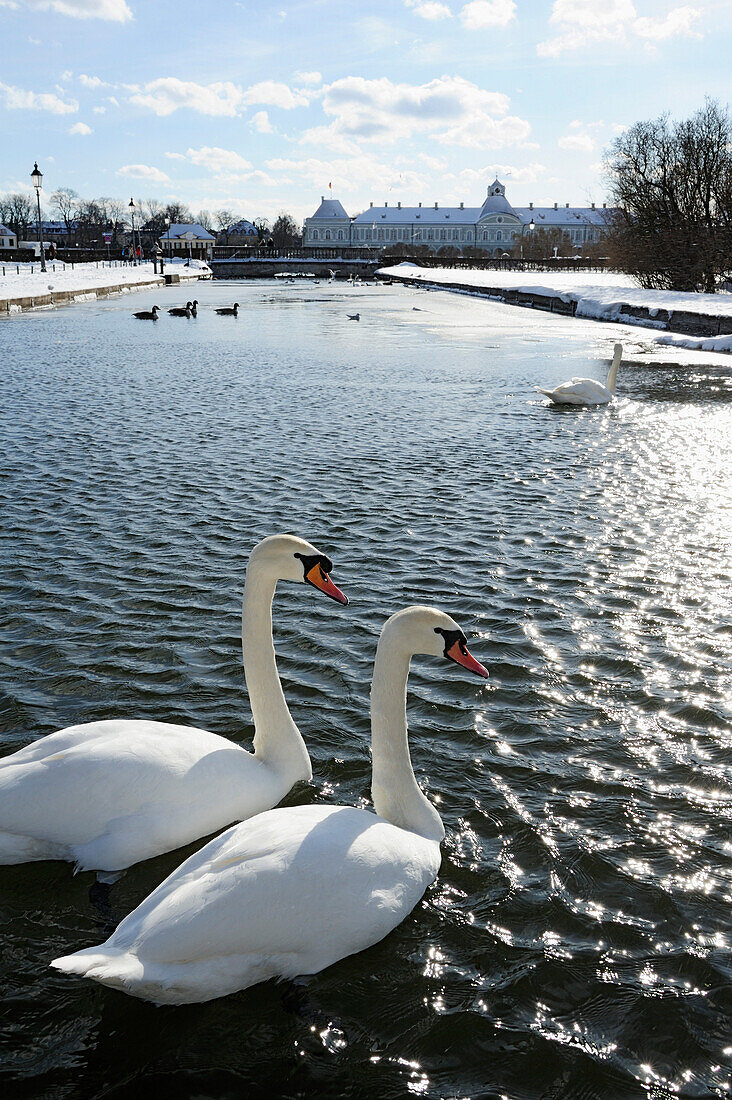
[51,946,145,991]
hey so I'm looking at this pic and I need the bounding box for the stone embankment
[380,265,732,342]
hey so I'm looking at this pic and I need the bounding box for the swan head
[381,606,488,678]
[249,534,348,605]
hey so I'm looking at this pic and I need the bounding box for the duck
[133,305,160,320]
[0,535,348,875]
[190,299,198,315]
[215,303,239,316]
[537,343,623,406]
[51,606,488,1004]
[347,313,360,321]
[168,302,192,317]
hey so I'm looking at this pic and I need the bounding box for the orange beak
[446,639,489,679]
[305,562,349,605]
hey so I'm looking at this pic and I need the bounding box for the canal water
[1,281,731,1099]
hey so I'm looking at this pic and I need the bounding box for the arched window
[482,230,488,241]
[496,231,502,241]
[312,230,319,240]
[325,230,331,240]
[337,229,343,240]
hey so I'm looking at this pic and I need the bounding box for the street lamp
[164,216,172,263]
[528,217,535,265]
[30,162,47,273]
[128,197,138,264]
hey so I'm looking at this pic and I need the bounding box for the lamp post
[528,217,535,265]
[30,162,47,273]
[128,197,138,264]
[164,216,172,263]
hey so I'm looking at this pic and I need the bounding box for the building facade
[159,222,215,259]
[0,224,18,250]
[303,179,613,256]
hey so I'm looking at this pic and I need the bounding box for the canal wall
[211,258,380,279]
[0,271,204,315]
[381,269,732,341]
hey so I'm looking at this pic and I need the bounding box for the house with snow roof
[220,218,259,246]
[303,179,614,257]
[159,222,216,259]
[0,224,18,250]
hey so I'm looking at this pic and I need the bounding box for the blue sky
[0,0,729,224]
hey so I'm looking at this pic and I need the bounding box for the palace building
[303,178,613,256]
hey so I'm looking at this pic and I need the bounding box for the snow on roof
[0,224,14,236]
[160,223,216,240]
[352,206,480,225]
[309,197,350,219]
[517,207,613,227]
[228,219,258,234]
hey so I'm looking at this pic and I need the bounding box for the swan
[215,303,239,316]
[133,305,160,320]
[537,342,623,406]
[168,302,192,317]
[0,535,348,874]
[51,606,488,1004]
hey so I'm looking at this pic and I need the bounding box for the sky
[0,0,729,225]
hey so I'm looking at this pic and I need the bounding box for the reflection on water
[1,282,731,1098]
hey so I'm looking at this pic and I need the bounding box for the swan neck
[370,636,444,842]
[242,567,311,782]
[606,348,621,393]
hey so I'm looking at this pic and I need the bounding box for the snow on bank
[0,258,211,304]
[379,263,732,338]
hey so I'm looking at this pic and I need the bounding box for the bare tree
[51,186,80,243]
[0,193,35,238]
[196,209,213,231]
[270,212,301,250]
[604,99,732,292]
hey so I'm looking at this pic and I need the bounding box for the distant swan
[51,606,488,1004]
[0,535,348,874]
[133,305,160,320]
[537,343,623,406]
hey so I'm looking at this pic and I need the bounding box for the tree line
[0,188,302,251]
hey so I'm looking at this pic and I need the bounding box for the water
[1,281,731,1099]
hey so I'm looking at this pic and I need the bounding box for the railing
[209,246,611,273]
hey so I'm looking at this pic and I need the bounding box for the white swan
[51,606,488,1004]
[0,535,348,874]
[537,342,623,406]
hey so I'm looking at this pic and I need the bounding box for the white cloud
[251,110,273,133]
[634,4,699,38]
[405,0,453,20]
[266,154,429,198]
[0,81,78,113]
[558,130,595,151]
[294,70,322,85]
[460,0,516,29]
[537,0,701,55]
[117,163,170,182]
[129,78,244,117]
[242,81,309,109]
[92,105,106,114]
[304,75,530,150]
[14,0,132,21]
[79,73,105,88]
[184,146,253,175]
[69,121,92,135]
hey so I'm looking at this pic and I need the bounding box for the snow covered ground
[0,257,211,305]
[379,264,732,354]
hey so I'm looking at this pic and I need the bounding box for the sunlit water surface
[1,281,731,1099]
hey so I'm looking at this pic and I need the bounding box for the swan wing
[52,804,441,1003]
[0,720,281,870]
[539,378,611,405]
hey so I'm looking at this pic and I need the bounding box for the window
[325,230,331,240]
[496,231,502,241]
[427,229,434,240]
[482,230,488,241]
[391,229,396,240]
[337,230,343,240]
[312,230,319,240]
